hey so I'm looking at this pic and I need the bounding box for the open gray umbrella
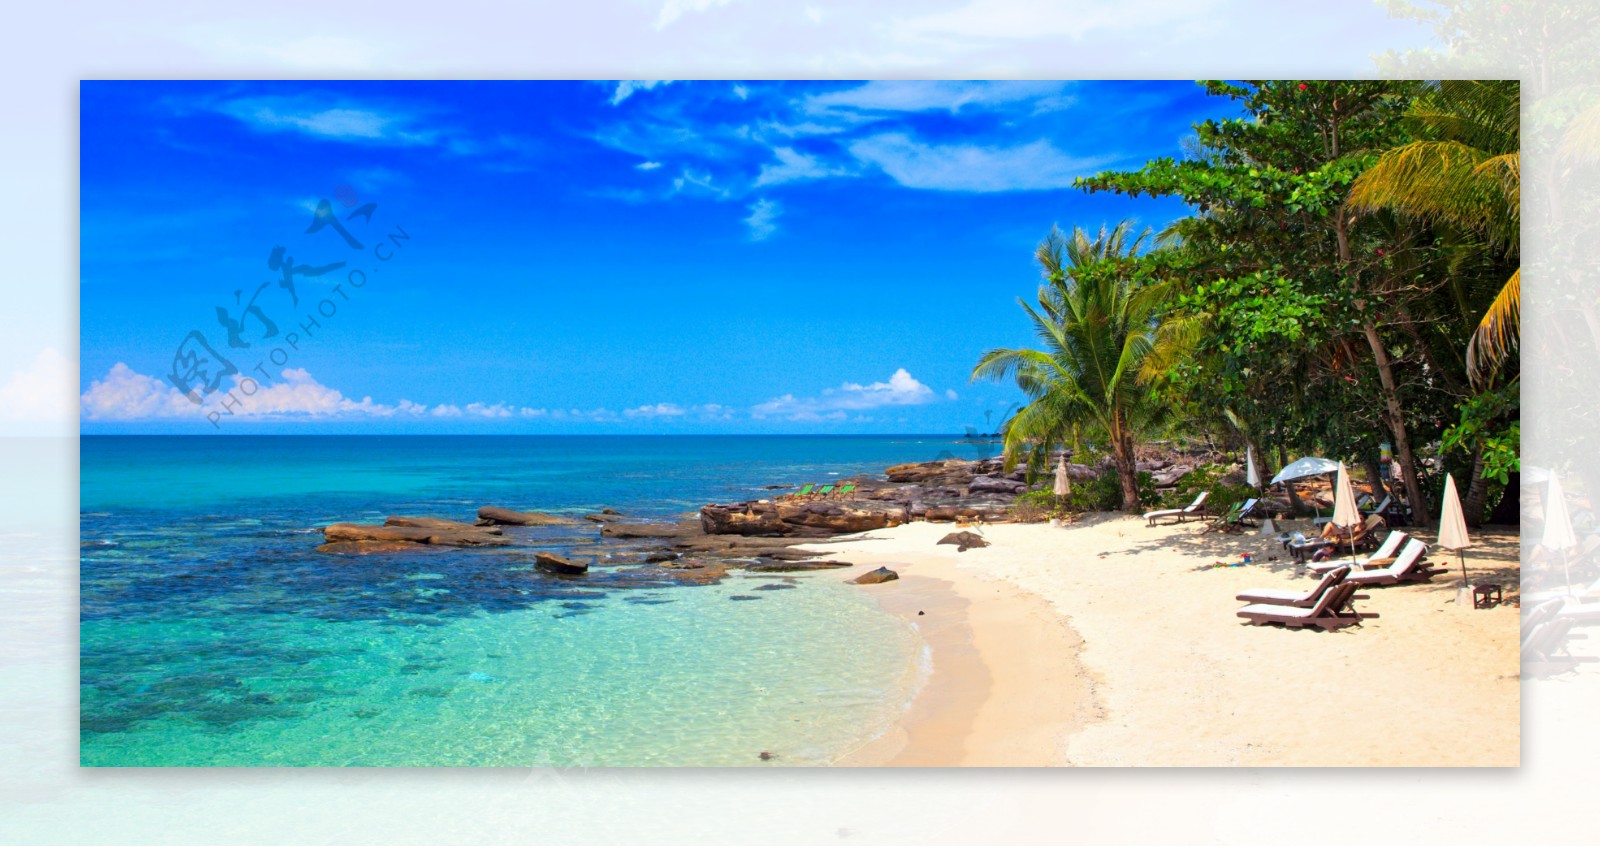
[1269,456,1340,485]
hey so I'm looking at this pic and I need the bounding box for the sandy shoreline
[810,514,1520,767]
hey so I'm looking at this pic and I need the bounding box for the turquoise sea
[80,435,990,766]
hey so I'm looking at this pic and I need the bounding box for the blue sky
[80,79,1232,434]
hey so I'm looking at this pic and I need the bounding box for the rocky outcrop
[601,520,701,539]
[700,500,908,537]
[743,560,852,572]
[584,509,626,523]
[937,531,990,552]
[385,516,502,533]
[316,539,449,555]
[534,551,588,575]
[476,506,578,526]
[321,522,510,548]
[968,475,1026,495]
[851,566,899,585]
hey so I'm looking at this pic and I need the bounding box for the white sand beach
[817,515,1520,767]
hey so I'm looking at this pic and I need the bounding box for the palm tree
[1348,79,1520,387]
[971,221,1170,512]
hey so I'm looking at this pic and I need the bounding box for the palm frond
[1466,268,1520,388]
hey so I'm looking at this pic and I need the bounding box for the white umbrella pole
[1564,549,1574,597]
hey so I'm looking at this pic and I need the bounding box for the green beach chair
[836,483,857,498]
[790,483,816,499]
[812,483,835,499]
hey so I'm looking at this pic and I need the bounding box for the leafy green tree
[1078,81,1445,523]
[972,222,1170,512]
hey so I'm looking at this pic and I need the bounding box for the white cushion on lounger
[1237,603,1316,619]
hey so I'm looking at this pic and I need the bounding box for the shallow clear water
[80,435,983,766]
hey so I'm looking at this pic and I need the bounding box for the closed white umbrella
[1543,472,1578,595]
[1054,455,1071,498]
[1331,462,1362,561]
[1245,444,1261,488]
[1438,474,1474,606]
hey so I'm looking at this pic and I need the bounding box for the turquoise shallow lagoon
[80,435,977,766]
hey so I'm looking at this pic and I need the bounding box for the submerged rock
[850,566,900,585]
[320,522,509,548]
[534,552,589,576]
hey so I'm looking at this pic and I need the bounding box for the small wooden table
[1473,583,1503,610]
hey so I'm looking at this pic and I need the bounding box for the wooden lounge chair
[1307,530,1408,573]
[1343,538,1448,586]
[1204,498,1259,534]
[1524,600,1584,677]
[834,483,857,498]
[1289,513,1387,563]
[788,483,816,499]
[1237,581,1376,631]
[809,483,835,499]
[1143,490,1209,526]
[1236,566,1350,608]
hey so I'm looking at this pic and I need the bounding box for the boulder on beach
[850,566,899,585]
[534,551,589,575]
[936,531,990,552]
[476,506,578,526]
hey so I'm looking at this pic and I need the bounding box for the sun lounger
[1236,566,1350,608]
[1524,600,1584,677]
[1343,538,1447,586]
[810,483,835,499]
[1308,530,1408,573]
[1289,513,1387,563]
[1204,498,1259,533]
[835,483,857,498]
[788,483,816,499]
[1237,581,1376,630]
[1145,490,1209,524]
[1143,490,1209,526]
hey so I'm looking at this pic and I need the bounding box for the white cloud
[672,167,729,198]
[754,147,853,187]
[945,389,960,400]
[805,80,1075,115]
[217,95,438,145]
[752,368,947,420]
[78,364,553,424]
[624,402,688,418]
[655,0,737,29]
[0,348,76,425]
[635,160,662,170]
[611,80,672,105]
[847,133,1107,192]
[743,198,781,240]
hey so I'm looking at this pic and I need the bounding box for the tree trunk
[1463,449,1490,527]
[1333,199,1431,526]
[1359,320,1433,525]
[1113,422,1141,513]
